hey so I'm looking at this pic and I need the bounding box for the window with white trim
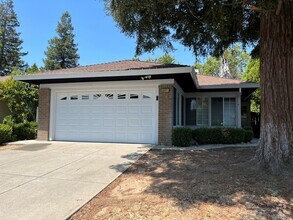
[185,97,209,126]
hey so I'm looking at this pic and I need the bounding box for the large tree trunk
[256,0,293,174]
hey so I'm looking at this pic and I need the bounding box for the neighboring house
[15,60,259,145]
[0,76,11,122]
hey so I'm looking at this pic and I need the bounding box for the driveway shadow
[13,143,51,151]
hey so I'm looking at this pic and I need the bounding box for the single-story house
[15,60,259,145]
[0,76,11,122]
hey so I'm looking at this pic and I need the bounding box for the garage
[54,89,158,144]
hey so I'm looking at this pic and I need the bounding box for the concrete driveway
[0,141,150,220]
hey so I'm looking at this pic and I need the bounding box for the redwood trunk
[257,0,293,174]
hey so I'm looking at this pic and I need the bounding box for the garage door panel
[55,89,157,144]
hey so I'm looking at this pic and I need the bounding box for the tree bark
[256,0,293,174]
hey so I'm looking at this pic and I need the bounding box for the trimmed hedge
[12,122,38,140]
[244,129,254,143]
[169,127,254,146]
[0,124,13,145]
[193,127,246,145]
[172,127,193,147]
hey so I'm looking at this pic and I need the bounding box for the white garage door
[54,89,157,144]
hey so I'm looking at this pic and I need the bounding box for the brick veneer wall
[158,84,174,146]
[37,88,51,140]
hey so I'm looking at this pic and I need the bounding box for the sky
[13,0,199,68]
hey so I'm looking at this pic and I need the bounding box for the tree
[195,57,220,77]
[0,77,38,123]
[151,53,176,64]
[195,45,250,79]
[242,58,260,112]
[105,0,293,174]
[44,11,79,70]
[0,0,27,75]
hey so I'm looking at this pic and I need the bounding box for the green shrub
[12,122,38,140]
[192,127,223,145]
[221,128,245,144]
[172,127,193,147]
[192,127,246,145]
[0,124,12,144]
[244,129,254,143]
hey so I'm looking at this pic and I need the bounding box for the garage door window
[70,95,78,100]
[118,94,126,99]
[93,94,102,100]
[105,94,113,100]
[82,95,89,100]
[60,96,67,100]
[130,94,139,99]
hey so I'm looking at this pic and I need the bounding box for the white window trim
[183,91,241,128]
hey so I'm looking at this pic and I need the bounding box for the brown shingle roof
[196,74,245,86]
[39,60,187,74]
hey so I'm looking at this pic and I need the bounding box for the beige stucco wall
[0,99,11,123]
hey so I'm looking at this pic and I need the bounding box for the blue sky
[13,0,199,67]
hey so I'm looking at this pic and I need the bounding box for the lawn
[70,148,292,220]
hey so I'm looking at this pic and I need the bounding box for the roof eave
[13,67,193,83]
[198,83,260,89]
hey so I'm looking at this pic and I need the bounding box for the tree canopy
[147,53,176,64]
[104,0,265,56]
[196,44,249,79]
[44,11,79,70]
[0,0,27,75]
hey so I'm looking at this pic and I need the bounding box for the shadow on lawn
[111,148,293,219]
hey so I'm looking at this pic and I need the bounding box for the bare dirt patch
[70,148,293,220]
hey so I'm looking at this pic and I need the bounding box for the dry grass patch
[70,148,293,220]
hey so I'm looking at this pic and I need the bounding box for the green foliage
[192,127,248,145]
[147,53,176,64]
[26,63,41,73]
[0,124,12,144]
[195,45,250,79]
[12,122,37,140]
[44,11,79,70]
[242,58,260,112]
[0,0,27,75]
[0,77,38,122]
[195,57,220,76]
[244,129,254,143]
[172,127,192,147]
[104,1,271,56]
[192,128,224,145]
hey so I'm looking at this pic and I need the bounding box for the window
[118,94,126,99]
[224,98,236,126]
[82,95,89,100]
[93,94,102,100]
[211,97,237,127]
[70,95,78,100]
[130,94,139,99]
[105,94,114,100]
[60,96,67,100]
[185,98,196,125]
[143,95,151,99]
[196,98,209,126]
[185,98,209,126]
[211,98,223,126]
